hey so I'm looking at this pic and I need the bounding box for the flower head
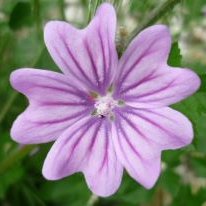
[10,3,200,197]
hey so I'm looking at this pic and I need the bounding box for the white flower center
[94,96,117,117]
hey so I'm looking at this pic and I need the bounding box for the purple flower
[10,3,200,197]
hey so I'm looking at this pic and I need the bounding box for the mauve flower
[10,3,200,197]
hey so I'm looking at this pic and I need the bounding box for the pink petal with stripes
[10,69,93,144]
[43,116,123,197]
[44,3,117,95]
[113,25,200,108]
[112,106,193,188]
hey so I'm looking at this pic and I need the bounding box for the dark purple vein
[31,109,89,124]
[32,73,79,90]
[98,122,109,173]
[128,79,176,99]
[119,36,160,83]
[58,31,94,86]
[84,38,100,88]
[30,84,81,97]
[115,119,142,179]
[117,111,151,144]
[87,120,102,152]
[40,101,88,107]
[129,110,186,144]
[106,28,112,84]
[120,69,158,94]
[97,29,107,87]
[118,119,143,160]
[52,45,86,84]
[139,109,178,123]
[59,120,95,173]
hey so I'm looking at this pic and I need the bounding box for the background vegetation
[0,0,206,205]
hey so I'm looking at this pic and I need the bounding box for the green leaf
[162,150,183,168]
[35,47,59,72]
[198,74,206,92]
[103,174,155,205]
[158,169,180,197]
[190,156,206,177]
[87,0,104,24]
[9,2,33,30]
[127,0,182,45]
[172,93,206,152]
[170,186,206,206]
[0,165,24,199]
[168,42,182,67]
[39,174,91,206]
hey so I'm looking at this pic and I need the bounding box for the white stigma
[94,96,116,117]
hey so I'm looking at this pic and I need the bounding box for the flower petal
[113,25,200,108]
[44,3,117,95]
[112,106,193,188]
[43,116,123,197]
[10,69,93,144]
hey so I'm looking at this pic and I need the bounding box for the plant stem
[151,187,164,206]
[126,0,182,48]
[87,0,103,24]
[0,145,37,175]
[87,0,93,24]
[0,47,44,125]
[112,0,122,11]
[33,0,42,38]
[0,52,45,176]
[59,0,66,20]
[0,91,18,125]
[0,50,44,173]
[86,194,99,206]
[0,0,67,176]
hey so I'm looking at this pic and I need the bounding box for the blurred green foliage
[9,2,33,30]
[0,0,206,206]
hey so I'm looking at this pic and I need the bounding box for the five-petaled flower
[10,3,200,197]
